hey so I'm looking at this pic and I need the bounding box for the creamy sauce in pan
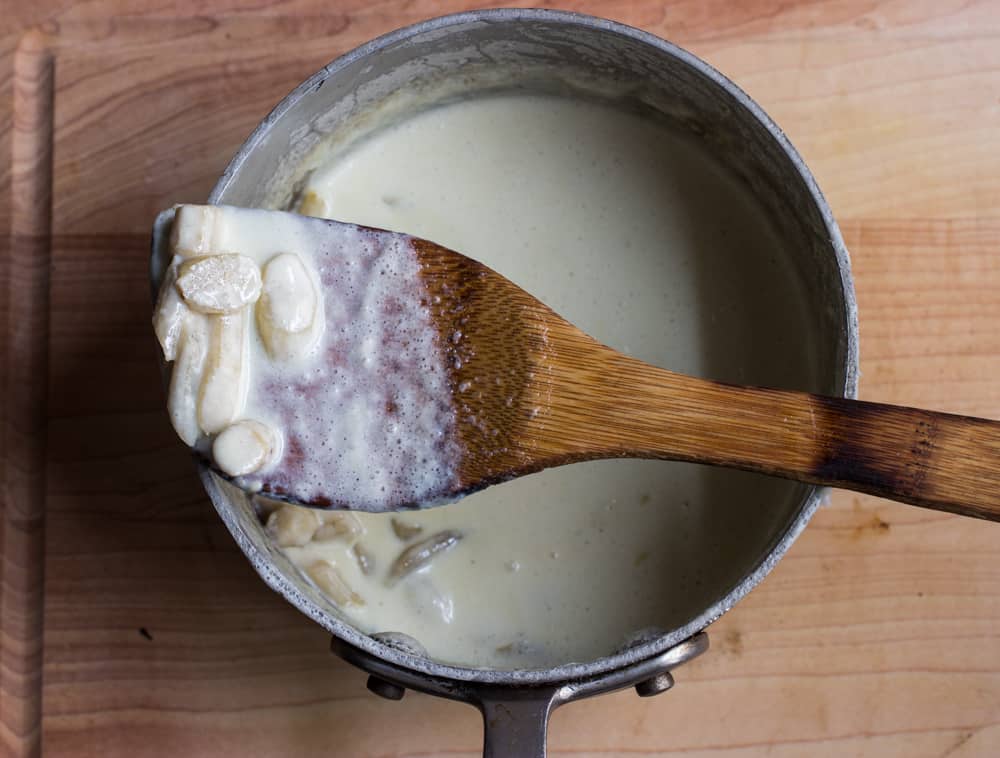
[268,93,819,668]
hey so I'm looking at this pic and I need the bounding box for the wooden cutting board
[2,2,1000,756]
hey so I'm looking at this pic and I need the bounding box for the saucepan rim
[202,7,860,687]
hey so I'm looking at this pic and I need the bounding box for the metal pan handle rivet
[634,671,674,697]
[366,675,406,701]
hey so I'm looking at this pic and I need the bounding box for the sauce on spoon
[154,204,463,510]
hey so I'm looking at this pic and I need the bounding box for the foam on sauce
[154,206,461,511]
[246,223,461,508]
[262,93,821,669]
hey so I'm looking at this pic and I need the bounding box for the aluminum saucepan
[151,9,859,756]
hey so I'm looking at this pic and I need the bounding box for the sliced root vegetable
[213,419,279,476]
[314,511,364,543]
[176,254,262,314]
[390,516,424,541]
[306,560,365,607]
[170,204,237,257]
[266,505,320,547]
[198,309,249,434]
[152,260,188,361]
[257,253,323,361]
[352,543,376,576]
[166,312,210,445]
[387,530,463,586]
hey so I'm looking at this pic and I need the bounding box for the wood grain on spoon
[410,238,1000,522]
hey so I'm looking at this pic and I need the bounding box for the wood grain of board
[2,30,52,758]
[1,1,999,756]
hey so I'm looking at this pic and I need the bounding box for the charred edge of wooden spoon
[806,396,918,494]
[804,394,1000,518]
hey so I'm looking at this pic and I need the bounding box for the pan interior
[206,11,853,681]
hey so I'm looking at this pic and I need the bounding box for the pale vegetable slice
[390,516,424,541]
[261,254,315,332]
[152,260,187,361]
[313,511,364,543]
[166,312,210,445]
[198,310,249,434]
[387,530,463,586]
[306,560,365,607]
[212,419,278,476]
[170,204,240,258]
[256,253,323,361]
[353,543,376,576]
[297,190,329,218]
[266,506,320,547]
[404,576,454,625]
[176,254,262,315]
[251,495,284,518]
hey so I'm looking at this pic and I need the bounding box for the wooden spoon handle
[539,345,1000,521]
[781,394,1000,521]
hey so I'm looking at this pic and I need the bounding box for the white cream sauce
[271,93,819,669]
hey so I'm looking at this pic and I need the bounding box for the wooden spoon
[172,215,1000,521]
[406,238,1000,522]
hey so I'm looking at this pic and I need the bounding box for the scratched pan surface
[166,9,859,689]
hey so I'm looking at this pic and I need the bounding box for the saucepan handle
[331,632,709,757]
[475,691,559,758]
